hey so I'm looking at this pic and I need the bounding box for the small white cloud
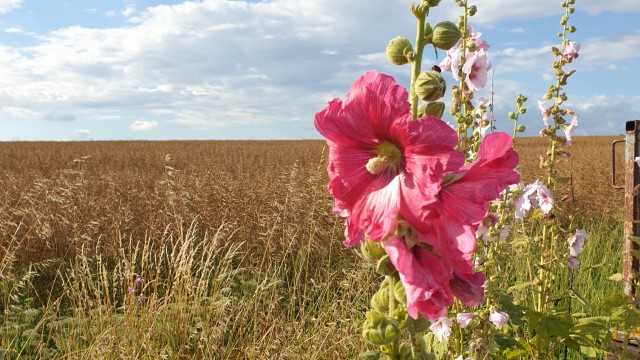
[122,4,135,17]
[5,27,22,34]
[508,27,525,33]
[70,129,91,141]
[104,10,116,17]
[130,120,158,131]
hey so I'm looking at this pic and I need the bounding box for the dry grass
[0,136,626,358]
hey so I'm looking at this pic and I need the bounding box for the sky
[0,0,638,141]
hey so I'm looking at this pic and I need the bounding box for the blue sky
[0,0,638,141]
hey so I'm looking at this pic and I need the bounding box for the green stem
[388,276,398,359]
[410,9,427,119]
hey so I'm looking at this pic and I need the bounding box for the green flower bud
[467,5,477,16]
[376,255,397,276]
[362,311,399,346]
[370,282,390,313]
[425,0,442,7]
[394,279,406,304]
[423,22,433,44]
[517,125,526,132]
[414,71,446,102]
[360,238,386,262]
[508,111,517,120]
[519,107,527,114]
[421,102,445,118]
[386,36,413,65]
[432,21,461,50]
[567,25,576,32]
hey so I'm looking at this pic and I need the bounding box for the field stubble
[0,136,626,358]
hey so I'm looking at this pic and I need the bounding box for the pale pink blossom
[561,41,580,61]
[489,311,509,328]
[462,49,491,92]
[440,47,463,80]
[564,115,579,144]
[538,100,549,126]
[537,185,554,214]
[515,180,553,218]
[314,71,464,242]
[568,257,580,270]
[569,229,587,257]
[476,212,499,238]
[456,312,474,328]
[468,25,490,51]
[476,97,490,108]
[430,317,453,341]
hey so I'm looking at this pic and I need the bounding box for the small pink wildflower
[568,257,580,270]
[128,285,135,294]
[489,311,509,328]
[135,276,143,285]
[569,229,587,257]
[429,317,453,341]
[462,49,491,92]
[561,41,580,61]
[538,100,549,126]
[456,312,474,328]
[564,115,579,145]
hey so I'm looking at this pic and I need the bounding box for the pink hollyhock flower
[343,217,365,246]
[515,180,553,218]
[476,97,490,109]
[384,236,453,320]
[440,47,463,80]
[568,257,580,270]
[538,100,549,127]
[537,185,553,214]
[314,70,464,242]
[429,317,453,341]
[476,212,499,239]
[411,133,519,275]
[569,229,587,257]
[564,115,579,145]
[489,311,509,328]
[456,312,474,328]
[462,49,491,92]
[561,41,580,61]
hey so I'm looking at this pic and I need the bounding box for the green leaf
[496,333,527,359]
[569,289,592,307]
[526,310,573,341]
[632,250,640,260]
[499,292,526,326]
[507,281,535,292]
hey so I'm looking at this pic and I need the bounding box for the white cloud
[5,27,22,34]
[122,4,136,17]
[0,0,21,13]
[130,120,158,131]
[70,129,91,141]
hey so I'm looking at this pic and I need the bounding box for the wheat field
[0,136,627,359]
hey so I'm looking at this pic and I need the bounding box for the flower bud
[508,111,517,120]
[467,5,477,16]
[420,102,445,118]
[425,0,442,7]
[432,21,461,50]
[414,71,446,102]
[362,311,399,346]
[386,36,413,65]
[376,255,397,276]
[423,22,433,44]
[360,238,386,262]
[370,283,390,313]
[516,125,526,132]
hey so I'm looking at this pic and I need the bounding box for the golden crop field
[0,136,627,358]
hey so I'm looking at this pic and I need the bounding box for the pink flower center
[365,141,402,175]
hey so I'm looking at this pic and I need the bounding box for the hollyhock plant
[314,70,464,243]
[538,100,550,126]
[568,257,580,270]
[514,180,554,218]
